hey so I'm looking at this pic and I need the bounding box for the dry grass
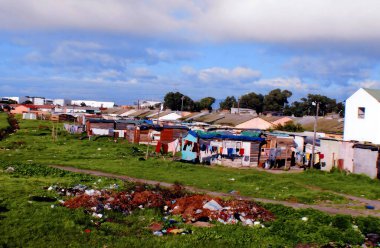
[302,118,343,133]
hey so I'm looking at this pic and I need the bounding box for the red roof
[12,104,55,109]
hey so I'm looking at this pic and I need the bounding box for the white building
[71,100,114,108]
[231,107,257,116]
[139,100,161,109]
[344,88,380,144]
[53,99,71,106]
[26,96,45,105]
[1,96,28,103]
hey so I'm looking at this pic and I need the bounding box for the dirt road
[51,165,380,218]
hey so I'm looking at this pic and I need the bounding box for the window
[358,107,365,119]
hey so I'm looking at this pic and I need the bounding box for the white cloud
[145,48,198,64]
[349,79,380,89]
[0,0,190,35]
[193,0,380,43]
[285,55,373,83]
[254,77,306,89]
[1,0,380,43]
[132,67,152,77]
[25,51,43,62]
[181,66,196,75]
[50,41,116,65]
[184,66,261,84]
[97,69,122,79]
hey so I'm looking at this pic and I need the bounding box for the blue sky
[1,0,380,105]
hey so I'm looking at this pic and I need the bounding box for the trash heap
[47,183,275,235]
[167,195,274,226]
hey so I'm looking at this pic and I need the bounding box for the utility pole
[311,101,319,168]
[156,103,161,125]
[181,96,185,116]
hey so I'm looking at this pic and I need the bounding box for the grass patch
[0,118,379,205]
[0,112,9,130]
[1,162,378,247]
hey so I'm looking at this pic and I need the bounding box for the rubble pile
[168,195,274,225]
[47,183,275,235]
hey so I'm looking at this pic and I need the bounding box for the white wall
[1,96,28,103]
[344,88,380,144]
[71,100,114,108]
[338,141,354,172]
[294,136,305,152]
[353,148,378,179]
[53,99,70,106]
[29,97,45,105]
[320,139,341,171]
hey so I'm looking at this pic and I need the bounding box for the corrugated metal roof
[213,114,255,126]
[193,113,225,123]
[128,109,151,117]
[261,116,292,123]
[363,88,380,102]
[148,110,172,118]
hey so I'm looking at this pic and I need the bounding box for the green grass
[1,162,379,247]
[0,112,9,130]
[1,118,380,205]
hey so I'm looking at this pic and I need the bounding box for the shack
[260,133,295,168]
[86,119,115,136]
[181,130,265,167]
[352,144,380,179]
[85,118,155,141]
[159,125,189,143]
[155,125,189,155]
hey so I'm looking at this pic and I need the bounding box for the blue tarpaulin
[190,130,264,142]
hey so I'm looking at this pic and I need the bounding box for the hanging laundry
[239,148,245,156]
[201,144,207,151]
[227,148,234,157]
[192,143,199,153]
[155,142,162,153]
[168,139,179,155]
[162,143,169,153]
[183,141,193,151]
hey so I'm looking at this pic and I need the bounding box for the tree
[335,102,345,117]
[263,89,292,112]
[274,121,304,132]
[300,94,337,116]
[163,92,195,111]
[80,102,87,107]
[284,94,341,117]
[219,96,237,110]
[198,97,215,111]
[239,92,264,114]
[283,101,305,117]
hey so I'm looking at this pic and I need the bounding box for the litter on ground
[46,182,275,236]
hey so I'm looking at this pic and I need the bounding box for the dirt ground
[50,165,380,218]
